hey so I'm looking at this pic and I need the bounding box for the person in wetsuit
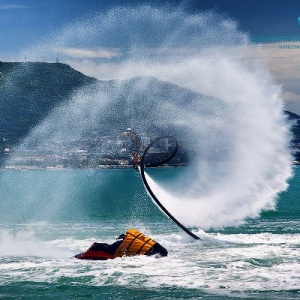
[119,128,142,169]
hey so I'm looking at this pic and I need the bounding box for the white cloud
[64,59,120,80]
[64,42,300,115]
[57,47,121,59]
[283,91,300,102]
[244,42,300,115]
[253,42,300,79]
[0,4,28,10]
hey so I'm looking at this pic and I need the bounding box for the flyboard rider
[118,128,142,170]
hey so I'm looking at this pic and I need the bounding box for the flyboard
[139,136,201,240]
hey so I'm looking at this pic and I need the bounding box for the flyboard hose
[139,136,201,240]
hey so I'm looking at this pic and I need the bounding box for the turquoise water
[0,166,299,299]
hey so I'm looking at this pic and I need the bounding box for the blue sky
[1,0,300,58]
[1,0,300,113]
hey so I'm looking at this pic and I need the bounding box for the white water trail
[7,5,292,229]
[0,229,73,258]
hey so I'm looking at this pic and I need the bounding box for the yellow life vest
[114,228,157,258]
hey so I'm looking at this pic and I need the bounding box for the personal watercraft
[75,228,168,260]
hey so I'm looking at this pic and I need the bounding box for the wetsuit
[120,129,142,169]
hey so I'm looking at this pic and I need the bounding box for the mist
[6,5,292,229]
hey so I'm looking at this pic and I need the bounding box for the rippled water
[0,167,299,299]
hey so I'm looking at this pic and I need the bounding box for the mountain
[0,61,300,166]
[285,110,300,140]
[284,110,300,161]
[0,61,97,146]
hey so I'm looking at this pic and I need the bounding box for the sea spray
[5,5,292,228]
[0,228,73,258]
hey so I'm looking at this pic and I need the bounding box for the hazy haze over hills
[0,62,299,166]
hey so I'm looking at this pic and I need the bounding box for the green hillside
[0,61,299,166]
[0,62,97,147]
[285,111,300,161]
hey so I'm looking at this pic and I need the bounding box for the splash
[7,5,292,228]
[0,228,73,258]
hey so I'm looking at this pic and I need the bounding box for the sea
[0,166,299,300]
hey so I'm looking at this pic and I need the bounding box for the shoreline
[0,162,299,171]
[0,164,186,171]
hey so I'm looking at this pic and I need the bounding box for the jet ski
[75,228,168,260]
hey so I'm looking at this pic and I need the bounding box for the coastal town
[2,132,300,169]
[0,62,300,169]
[2,133,188,169]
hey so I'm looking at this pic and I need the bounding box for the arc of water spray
[139,136,201,240]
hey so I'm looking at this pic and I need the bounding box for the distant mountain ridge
[0,61,97,144]
[0,61,299,165]
[284,111,300,141]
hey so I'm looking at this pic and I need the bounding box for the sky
[1,0,300,114]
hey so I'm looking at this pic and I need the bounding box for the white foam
[0,229,73,258]
[1,228,299,292]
